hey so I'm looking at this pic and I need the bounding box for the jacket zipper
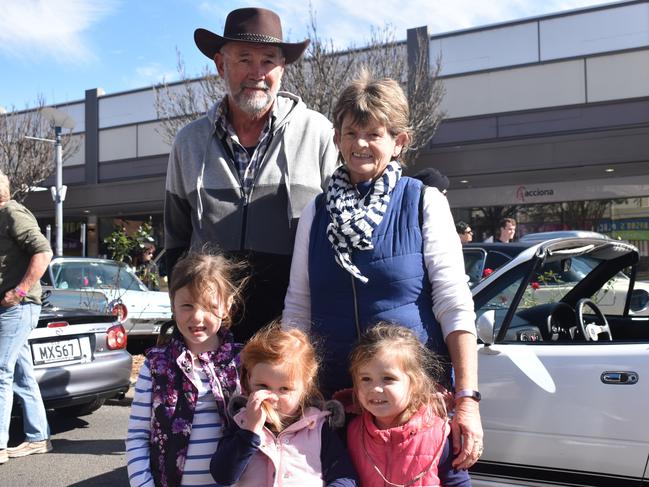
[238,142,268,251]
[351,275,362,340]
[239,189,250,251]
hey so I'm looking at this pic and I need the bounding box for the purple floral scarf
[147,327,241,487]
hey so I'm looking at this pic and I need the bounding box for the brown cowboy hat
[194,7,309,64]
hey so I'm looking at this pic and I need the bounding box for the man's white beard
[228,80,281,117]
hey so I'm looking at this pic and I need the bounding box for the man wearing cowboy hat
[164,7,338,342]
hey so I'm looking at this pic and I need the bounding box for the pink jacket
[347,406,449,487]
[233,406,330,487]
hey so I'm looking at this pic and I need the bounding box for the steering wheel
[576,298,613,341]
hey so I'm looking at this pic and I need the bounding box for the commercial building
[24,0,649,256]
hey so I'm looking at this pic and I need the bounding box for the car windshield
[51,261,147,292]
[476,252,626,340]
[534,255,629,283]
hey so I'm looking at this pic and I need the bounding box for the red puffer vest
[347,406,449,487]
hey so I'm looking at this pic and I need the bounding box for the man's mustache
[240,82,270,91]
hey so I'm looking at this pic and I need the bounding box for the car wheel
[58,398,106,417]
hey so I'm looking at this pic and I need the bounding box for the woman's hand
[451,397,484,470]
[244,390,277,434]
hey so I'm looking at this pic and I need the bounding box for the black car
[462,241,529,287]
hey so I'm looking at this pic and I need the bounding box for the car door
[475,342,649,485]
[471,255,649,486]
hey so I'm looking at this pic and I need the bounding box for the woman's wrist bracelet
[15,287,28,298]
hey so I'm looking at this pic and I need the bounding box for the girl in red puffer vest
[347,323,472,486]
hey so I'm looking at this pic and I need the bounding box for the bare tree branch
[0,96,80,202]
[282,11,445,167]
[153,49,225,145]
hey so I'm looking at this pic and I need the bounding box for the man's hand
[451,397,483,470]
[1,288,22,307]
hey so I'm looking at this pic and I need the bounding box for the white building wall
[99,126,137,161]
[440,60,586,118]
[430,22,539,76]
[64,134,85,166]
[587,49,649,102]
[539,2,649,60]
[432,1,649,118]
[99,90,158,128]
[137,121,171,157]
[60,102,86,133]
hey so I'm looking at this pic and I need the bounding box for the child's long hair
[241,323,323,431]
[157,252,248,345]
[349,322,447,421]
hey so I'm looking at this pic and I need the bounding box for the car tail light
[107,324,127,350]
[111,302,128,323]
[47,321,70,328]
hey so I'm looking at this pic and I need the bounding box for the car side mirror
[476,310,496,345]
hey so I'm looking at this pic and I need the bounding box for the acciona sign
[515,186,555,202]
[447,175,649,208]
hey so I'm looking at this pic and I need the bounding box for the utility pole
[40,107,75,256]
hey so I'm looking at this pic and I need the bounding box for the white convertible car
[469,237,648,487]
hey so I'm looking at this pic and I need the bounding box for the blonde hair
[0,171,10,202]
[332,68,411,161]
[241,323,322,430]
[349,322,446,420]
[157,252,247,345]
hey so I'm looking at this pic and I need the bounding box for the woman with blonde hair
[283,69,483,469]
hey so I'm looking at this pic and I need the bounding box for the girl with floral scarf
[126,252,247,487]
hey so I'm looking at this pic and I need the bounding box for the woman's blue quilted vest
[309,176,448,396]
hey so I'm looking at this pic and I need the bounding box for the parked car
[27,289,132,416]
[469,237,649,486]
[41,257,172,342]
[463,240,649,316]
[463,242,528,287]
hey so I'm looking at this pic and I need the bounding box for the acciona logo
[516,186,555,202]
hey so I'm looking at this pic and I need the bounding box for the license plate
[31,339,82,365]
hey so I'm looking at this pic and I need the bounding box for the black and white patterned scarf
[325,160,402,283]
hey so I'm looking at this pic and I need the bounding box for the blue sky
[0,0,617,110]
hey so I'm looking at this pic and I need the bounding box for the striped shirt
[125,360,224,487]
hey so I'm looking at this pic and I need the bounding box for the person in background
[135,242,160,291]
[456,221,473,244]
[126,252,246,487]
[164,7,338,343]
[412,167,449,195]
[347,323,471,487]
[210,324,357,486]
[283,70,483,470]
[494,218,516,243]
[0,170,53,464]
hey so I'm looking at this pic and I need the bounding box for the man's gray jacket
[164,92,339,256]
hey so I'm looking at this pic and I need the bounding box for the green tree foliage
[103,218,155,264]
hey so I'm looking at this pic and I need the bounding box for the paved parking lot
[3,396,133,486]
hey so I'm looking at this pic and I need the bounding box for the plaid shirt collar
[214,97,276,195]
